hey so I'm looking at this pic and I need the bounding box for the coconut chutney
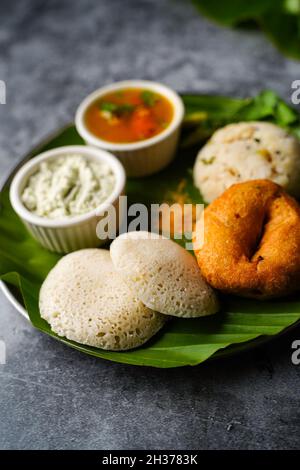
[21,154,116,219]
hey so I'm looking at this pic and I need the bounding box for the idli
[193,121,300,203]
[39,249,166,351]
[110,231,219,318]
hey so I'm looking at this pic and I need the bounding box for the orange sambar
[84,88,174,144]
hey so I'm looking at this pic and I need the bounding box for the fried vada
[194,179,300,299]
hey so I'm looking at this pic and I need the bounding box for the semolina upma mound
[193,122,300,203]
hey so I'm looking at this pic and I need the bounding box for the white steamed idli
[193,121,300,203]
[39,249,166,351]
[110,231,219,318]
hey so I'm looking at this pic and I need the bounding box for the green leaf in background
[181,94,249,147]
[191,0,300,60]
[1,92,300,368]
[192,0,277,26]
[284,0,300,14]
[260,7,300,61]
[182,90,300,148]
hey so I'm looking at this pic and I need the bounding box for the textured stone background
[0,0,300,450]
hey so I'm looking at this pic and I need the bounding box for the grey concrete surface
[0,0,300,450]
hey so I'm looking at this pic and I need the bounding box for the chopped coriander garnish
[100,102,118,113]
[100,102,135,116]
[117,104,135,115]
[141,90,158,107]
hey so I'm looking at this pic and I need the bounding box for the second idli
[110,231,219,318]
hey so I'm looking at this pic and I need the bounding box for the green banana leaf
[260,8,300,61]
[1,91,300,368]
[192,0,277,27]
[192,0,300,60]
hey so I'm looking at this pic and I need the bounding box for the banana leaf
[192,0,300,60]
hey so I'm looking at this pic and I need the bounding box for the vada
[194,179,300,299]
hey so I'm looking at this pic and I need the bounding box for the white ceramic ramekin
[75,80,184,178]
[9,145,126,254]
